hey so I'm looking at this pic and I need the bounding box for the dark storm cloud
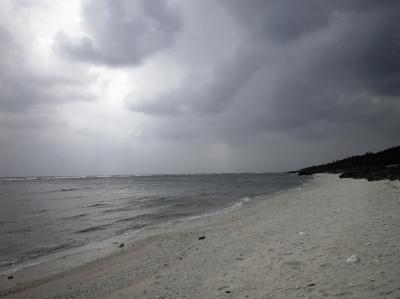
[2,0,400,176]
[56,0,182,66]
[221,0,332,43]
[129,0,400,143]
[222,0,398,43]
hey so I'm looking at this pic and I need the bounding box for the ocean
[0,173,308,271]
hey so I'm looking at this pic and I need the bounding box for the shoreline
[1,174,400,298]
[0,172,307,276]
[0,176,307,277]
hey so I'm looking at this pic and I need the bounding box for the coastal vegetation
[297,146,400,181]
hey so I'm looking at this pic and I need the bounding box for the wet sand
[1,174,400,298]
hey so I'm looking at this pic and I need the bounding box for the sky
[0,0,399,176]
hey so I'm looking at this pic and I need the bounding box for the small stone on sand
[346,255,359,263]
[198,236,206,240]
[119,243,124,248]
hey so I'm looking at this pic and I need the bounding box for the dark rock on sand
[198,236,206,240]
[119,243,124,248]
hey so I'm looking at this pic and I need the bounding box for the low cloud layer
[1,0,399,176]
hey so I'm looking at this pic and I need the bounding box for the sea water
[0,173,308,270]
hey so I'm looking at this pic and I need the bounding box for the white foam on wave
[226,202,243,210]
[0,177,38,181]
[189,196,251,220]
[43,176,87,180]
[274,186,303,194]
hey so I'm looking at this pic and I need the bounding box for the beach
[1,174,400,298]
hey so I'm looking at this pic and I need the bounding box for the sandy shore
[1,174,400,298]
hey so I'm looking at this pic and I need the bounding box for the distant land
[295,145,400,181]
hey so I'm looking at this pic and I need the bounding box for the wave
[0,177,38,181]
[0,221,11,226]
[75,224,111,234]
[27,209,49,216]
[6,226,32,234]
[43,175,134,180]
[60,188,80,192]
[154,212,193,221]
[222,196,251,211]
[92,175,135,178]
[116,212,193,225]
[49,195,86,201]
[23,241,82,260]
[189,196,251,220]
[103,207,129,213]
[226,201,243,210]
[63,213,88,220]
[0,260,14,269]
[116,214,152,223]
[42,176,87,180]
[274,187,303,194]
[115,223,148,235]
[88,203,110,208]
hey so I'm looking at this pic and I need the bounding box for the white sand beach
[1,174,400,298]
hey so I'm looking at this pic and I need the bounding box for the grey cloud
[222,0,399,43]
[56,0,182,67]
[129,46,267,116]
[2,0,400,176]
[221,0,332,43]
[129,0,400,145]
[0,25,94,115]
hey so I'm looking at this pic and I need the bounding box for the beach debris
[198,235,206,240]
[118,243,125,248]
[298,231,306,236]
[346,255,359,263]
[225,290,231,294]
[7,276,13,280]
[307,283,315,287]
